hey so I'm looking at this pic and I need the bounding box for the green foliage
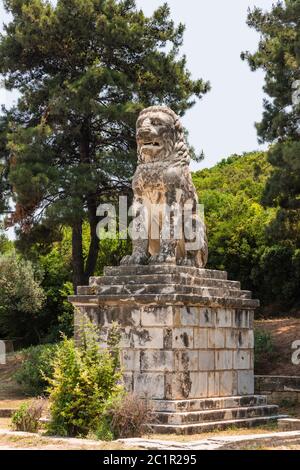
[242,0,299,144]
[14,344,58,396]
[11,399,45,433]
[0,114,11,215]
[47,316,123,437]
[0,0,209,288]
[254,329,276,370]
[96,416,115,441]
[31,228,74,342]
[0,251,45,343]
[242,1,300,309]
[255,329,274,356]
[0,232,13,254]
[194,151,300,310]
[194,152,273,295]
[14,224,130,343]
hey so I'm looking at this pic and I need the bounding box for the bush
[95,416,114,441]
[98,394,155,440]
[14,344,58,396]
[254,329,277,371]
[11,399,45,433]
[0,252,45,343]
[47,317,123,437]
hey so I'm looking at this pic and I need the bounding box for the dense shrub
[0,252,45,343]
[254,329,277,371]
[97,394,155,440]
[14,344,58,396]
[47,317,123,437]
[11,399,45,433]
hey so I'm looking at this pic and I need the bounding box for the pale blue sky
[0,0,273,170]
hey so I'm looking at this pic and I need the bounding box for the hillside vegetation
[193,152,300,314]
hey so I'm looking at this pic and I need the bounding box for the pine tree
[242,0,300,245]
[0,0,209,288]
[0,115,11,216]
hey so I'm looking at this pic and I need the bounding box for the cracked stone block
[225,329,238,349]
[219,371,238,396]
[233,310,250,329]
[189,372,208,398]
[165,372,193,400]
[199,351,215,371]
[208,329,225,349]
[133,327,164,349]
[199,308,216,327]
[234,350,251,369]
[134,373,165,399]
[140,350,174,372]
[194,328,208,348]
[208,371,220,397]
[238,371,254,395]
[180,307,199,326]
[215,350,233,370]
[215,309,233,328]
[121,350,140,372]
[175,351,199,371]
[123,373,133,392]
[141,306,173,327]
[237,330,254,349]
[173,328,194,349]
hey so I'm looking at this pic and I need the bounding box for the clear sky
[0,0,274,170]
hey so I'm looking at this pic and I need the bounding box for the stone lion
[121,106,208,267]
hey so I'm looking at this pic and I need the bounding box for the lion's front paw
[120,253,148,266]
[149,253,176,265]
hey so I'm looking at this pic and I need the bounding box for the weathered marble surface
[70,265,258,400]
[120,106,208,268]
[69,264,281,433]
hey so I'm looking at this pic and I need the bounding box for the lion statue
[121,106,208,267]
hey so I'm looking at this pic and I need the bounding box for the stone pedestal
[69,265,280,434]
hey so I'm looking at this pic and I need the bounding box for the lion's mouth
[142,141,161,149]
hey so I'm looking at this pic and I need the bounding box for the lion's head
[136,106,190,166]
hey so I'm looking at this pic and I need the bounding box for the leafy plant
[47,316,123,437]
[11,399,45,433]
[254,328,277,371]
[95,416,115,442]
[0,252,45,343]
[14,344,58,396]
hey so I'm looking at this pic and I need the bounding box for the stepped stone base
[149,395,281,434]
[69,265,280,433]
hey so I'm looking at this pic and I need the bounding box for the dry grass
[0,432,138,450]
[0,418,12,430]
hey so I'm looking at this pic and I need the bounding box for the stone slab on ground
[1,428,300,450]
[119,430,300,450]
[278,418,300,431]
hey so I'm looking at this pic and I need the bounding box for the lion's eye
[151,120,162,126]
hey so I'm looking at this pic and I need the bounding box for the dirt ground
[254,318,300,375]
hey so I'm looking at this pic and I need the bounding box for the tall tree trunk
[83,194,100,284]
[72,219,85,292]
[72,121,100,290]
